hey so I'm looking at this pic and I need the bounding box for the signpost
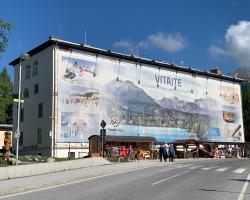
[100,120,106,158]
[14,130,20,165]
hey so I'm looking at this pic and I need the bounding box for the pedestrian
[135,149,140,161]
[128,145,134,161]
[121,146,126,159]
[215,148,220,159]
[159,145,164,162]
[163,145,168,162]
[169,144,175,162]
[153,149,158,160]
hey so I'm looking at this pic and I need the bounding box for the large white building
[10,37,244,158]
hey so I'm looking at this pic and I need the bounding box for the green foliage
[0,18,13,58]
[242,83,250,142]
[0,68,13,124]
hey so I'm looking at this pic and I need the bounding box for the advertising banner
[56,49,244,143]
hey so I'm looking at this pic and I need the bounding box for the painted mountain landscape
[102,79,219,140]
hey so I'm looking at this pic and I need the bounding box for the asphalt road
[1,159,250,200]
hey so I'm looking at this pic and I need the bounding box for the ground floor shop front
[88,135,156,160]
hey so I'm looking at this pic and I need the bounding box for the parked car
[193,149,214,158]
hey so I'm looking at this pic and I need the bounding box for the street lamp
[15,53,30,165]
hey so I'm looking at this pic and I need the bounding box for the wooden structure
[0,124,12,150]
[0,124,13,161]
[88,135,156,158]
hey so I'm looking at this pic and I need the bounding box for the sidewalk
[0,159,193,196]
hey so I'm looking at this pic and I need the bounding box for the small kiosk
[88,135,156,159]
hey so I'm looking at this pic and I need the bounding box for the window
[20,131,23,145]
[33,60,38,76]
[20,108,24,122]
[37,128,42,144]
[25,64,31,79]
[23,88,29,98]
[38,103,43,118]
[34,84,39,94]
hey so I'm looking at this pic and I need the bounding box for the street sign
[14,130,20,139]
[100,129,106,137]
[100,120,106,128]
[13,99,24,103]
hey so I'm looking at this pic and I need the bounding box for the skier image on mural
[63,59,96,81]
[56,50,244,143]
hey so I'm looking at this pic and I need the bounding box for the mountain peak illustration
[105,79,160,111]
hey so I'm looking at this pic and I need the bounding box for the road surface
[1,159,250,200]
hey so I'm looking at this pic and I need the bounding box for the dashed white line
[201,166,219,170]
[176,164,192,168]
[233,168,247,174]
[152,170,190,185]
[237,173,250,200]
[201,168,210,170]
[216,167,230,172]
[189,165,203,169]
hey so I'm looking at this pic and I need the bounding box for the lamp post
[15,53,30,165]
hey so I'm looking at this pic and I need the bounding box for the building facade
[10,37,245,158]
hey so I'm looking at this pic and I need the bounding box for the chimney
[209,67,221,75]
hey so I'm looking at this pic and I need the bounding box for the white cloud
[139,32,187,53]
[209,21,250,67]
[112,32,187,54]
[208,45,228,58]
[113,39,131,49]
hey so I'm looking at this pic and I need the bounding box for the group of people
[119,145,140,161]
[158,144,175,162]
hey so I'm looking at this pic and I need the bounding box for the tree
[0,18,13,58]
[0,68,13,124]
[242,83,250,142]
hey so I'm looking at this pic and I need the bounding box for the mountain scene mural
[102,79,218,140]
[158,96,222,115]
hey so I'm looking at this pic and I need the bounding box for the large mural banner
[56,50,244,143]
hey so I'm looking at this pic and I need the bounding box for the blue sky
[1,0,250,79]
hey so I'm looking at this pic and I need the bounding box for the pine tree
[242,83,250,142]
[0,67,13,124]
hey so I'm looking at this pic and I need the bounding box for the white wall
[12,46,54,156]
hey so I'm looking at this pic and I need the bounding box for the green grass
[108,157,128,162]
[0,160,8,167]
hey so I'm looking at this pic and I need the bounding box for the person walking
[159,145,164,162]
[163,145,168,162]
[128,145,134,161]
[121,146,126,159]
[169,144,175,162]
[135,149,140,161]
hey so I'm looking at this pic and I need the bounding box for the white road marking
[189,165,203,169]
[201,166,219,170]
[237,173,250,200]
[0,164,177,199]
[216,167,230,172]
[233,168,247,174]
[201,167,211,170]
[176,164,192,168]
[174,164,183,167]
[152,170,190,185]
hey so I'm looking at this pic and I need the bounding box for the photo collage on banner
[56,49,244,143]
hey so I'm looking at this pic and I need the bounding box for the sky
[1,0,250,79]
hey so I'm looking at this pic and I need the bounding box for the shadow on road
[197,188,249,195]
[230,178,250,182]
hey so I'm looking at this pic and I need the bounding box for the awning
[88,135,156,143]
